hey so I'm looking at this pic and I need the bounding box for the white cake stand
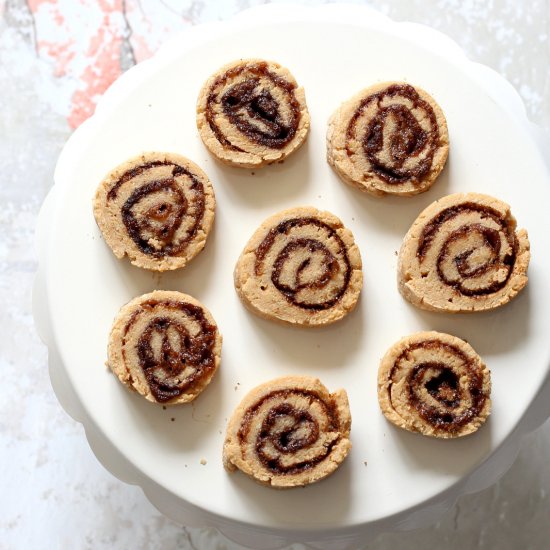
[34,4,550,548]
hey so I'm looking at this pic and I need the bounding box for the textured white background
[1,1,549,549]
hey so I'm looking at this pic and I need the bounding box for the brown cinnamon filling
[124,300,217,403]
[390,341,487,432]
[254,218,351,310]
[417,203,518,296]
[346,84,439,184]
[206,62,301,151]
[107,160,174,200]
[238,390,340,474]
[108,161,205,258]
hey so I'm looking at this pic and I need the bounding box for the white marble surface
[1,1,549,548]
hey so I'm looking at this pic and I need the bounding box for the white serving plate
[34,4,550,549]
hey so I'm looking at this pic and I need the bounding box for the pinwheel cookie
[93,152,215,271]
[327,82,449,196]
[234,206,363,327]
[378,332,491,438]
[107,291,222,405]
[398,193,530,312]
[223,376,352,488]
[197,59,310,167]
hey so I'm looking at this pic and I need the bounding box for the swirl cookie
[93,152,215,271]
[107,290,222,405]
[327,82,449,196]
[223,376,351,488]
[398,193,530,312]
[197,59,310,168]
[234,207,363,327]
[378,332,491,438]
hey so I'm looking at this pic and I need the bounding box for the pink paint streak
[131,34,155,63]
[30,2,74,82]
[29,0,127,128]
[27,0,57,10]
[37,40,75,77]
[68,47,122,128]
[29,0,184,128]
[68,0,125,128]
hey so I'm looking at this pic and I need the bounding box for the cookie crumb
[200,458,207,465]
[162,406,167,410]
[171,418,175,422]
[364,461,368,466]
[394,250,398,256]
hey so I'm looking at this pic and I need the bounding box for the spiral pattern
[94,153,215,271]
[398,193,530,312]
[256,218,350,310]
[420,204,516,295]
[197,59,310,167]
[234,207,362,326]
[327,82,449,196]
[108,291,221,404]
[378,332,491,438]
[223,377,351,488]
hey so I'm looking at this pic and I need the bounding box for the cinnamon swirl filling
[378,332,491,438]
[107,291,222,404]
[234,207,362,326]
[327,82,449,196]
[223,377,351,487]
[255,218,351,311]
[197,59,310,167]
[211,63,300,150]
[398,193,530,312]
[94,153,215,271]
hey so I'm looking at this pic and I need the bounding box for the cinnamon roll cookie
[107,290,222,405]
[327,82,449,196]
[378,332,491,438]
[93,152,215,271]
[223,376,351,488]
[197,59,310,168]
[398,193,530,312]
[234,207,363,327]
